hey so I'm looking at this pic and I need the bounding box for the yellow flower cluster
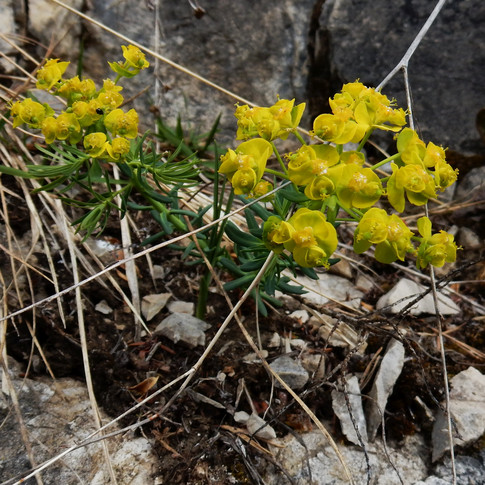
[221,82,459,270]
[10,45,149,162]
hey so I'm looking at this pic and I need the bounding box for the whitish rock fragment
[167,300,194,315]
[264,432,428,485]
[141,293,171,321]
[284,272,364,309]
[246,413,277,440]
[376,278,460,316]
[95,300,113,314]
[432,367,485,462]
[269,355,309,390]
[313,312,363,349]
[367,339,405,441]
[332,375,367,446]
[154,312,210,348]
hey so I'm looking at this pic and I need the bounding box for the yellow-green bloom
[58,76,96,103]
[287,144,340,186]
[354,208,415,263]
[416,217,458,269]
[54,112,81,143]
[36,58,70,91]
[109,45,150,78]
[104,108,139,138]
[71,99,103,127]
[284,208,338,268]
[235,99,305,141]
[312,113,366,144]
[218,138,272,195]
[105,137,131,160]
[263,216,294,253]
[84,132,108,158]
[96,79,124,111]
[387,162,436,212]
[10,98,53,129]
[433,160,458,192]
[249,180,273,200]
[336,164,383,209]
[41,116,58,143]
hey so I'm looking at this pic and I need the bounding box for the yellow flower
[36,58,70,91]
[263,216,294,253]
[71,100,103,127]
[41,116,58,143]
[122,45,150,70]
[354,208,415,263]
[416,217,458,269]
[249,180,274,200]
[104,108,139,138]
[284,208,338,268]
[84,132,108,158]
[336,164,383,209]
[10,98,53,129]
[287,144,339,186]
[109,45,150,78]
[55,112,81,143]
[433,160,458,192]
[58,76,96,103]
[105,137,131,160]
[312,113,365,144]
[353,208,389,254]
[387,162,436,212]
[218,138,272,195]
[235,99,305,141]
[96,79,124,111]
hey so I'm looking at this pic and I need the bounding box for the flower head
[104,108,139,138]
[10,98,53,129]
[416,217,459,269]
[84,132,108,158]
[36,59,70,91]
[109,45,150,78]
[337,164,383,209]
[219,138,272,195]
[284,208,338,268]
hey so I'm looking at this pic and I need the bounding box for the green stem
[294,131,307,146]
[369,152,400,171]
[357,128,375,152]
[265,168,289,180]
[271,142,288,175]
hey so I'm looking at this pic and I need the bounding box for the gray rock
[0,358,158,484]
[432,367,485,462]
[317,0,485,155]
[82,0,315,143]
[289,272,364,309]
[376,278,460,316]
[331,375,368,446]
[269,355,309,390]
[246,413,277,440]
[367,339,405,442]
[154,312,211,348]
[264,432,428,485]
[432,450,485,484]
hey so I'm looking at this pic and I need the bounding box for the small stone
[376,278,460,316]
[432,367,485,462]
[141,293,171,321]
[234,410,250,424]
[167,300,194,314]
[154,312,210,348]
[95,300,113,314]
[457,227,482,249]
[332,375,368,446]
[367,339,405,441]
[269,355,309,390]
[246,413,277,440]
[300,353,325,380]
[289,309,310,323]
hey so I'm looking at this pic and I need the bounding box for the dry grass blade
[56,203,118,484]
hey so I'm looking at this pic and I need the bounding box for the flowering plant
[220,81,459,279]
[5,45,460,315]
